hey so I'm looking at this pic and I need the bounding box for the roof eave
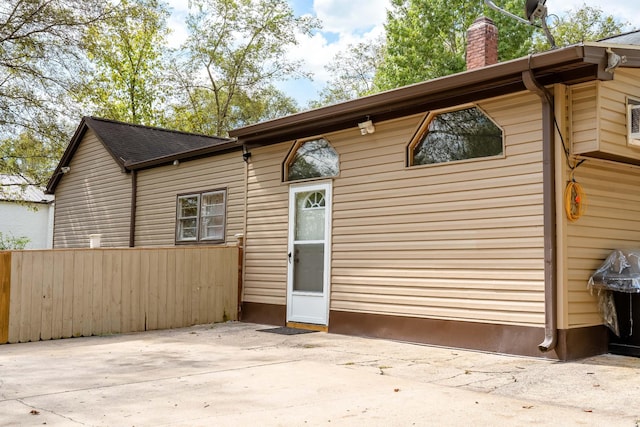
[45,117,90,194]
[46,116,128,194]
[125,140,242,170]
[230,44,640,147]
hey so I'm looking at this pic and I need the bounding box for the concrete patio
[1,321,639,426]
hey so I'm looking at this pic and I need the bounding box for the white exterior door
[287,182,332,325]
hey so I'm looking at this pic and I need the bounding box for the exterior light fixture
[358,119,375,135]
[242,146,252,162]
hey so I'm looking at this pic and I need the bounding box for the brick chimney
[466,16,498,70]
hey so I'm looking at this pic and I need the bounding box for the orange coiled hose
[564,178,586,222]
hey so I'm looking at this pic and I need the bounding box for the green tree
[0,127,68,187]
[234,85,299,124]
[310,37,385,108]
[78,0,170,126]
[0,232,29,250]
[287,139,338,181]
[412,107,503,165]
[166,0,319,136]
[374,0,534,90]
[533,4,627,51]
[0,0,110,186]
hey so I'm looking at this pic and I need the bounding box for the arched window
[302,191,325,209]
[409,106,504,166]
[285,138,339,181]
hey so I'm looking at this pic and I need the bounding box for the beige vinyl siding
[599,69,640,156]
[135,152,245,246]
[331,93,545,326]
[53,129,131,248]
[244,144,289,305]
[565,160,640,327]
[244,91,547,326]
[563,68,640,328]
[570,82,599,154]
[570,69,640,160]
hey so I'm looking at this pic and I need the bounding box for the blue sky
[166,0,640,108]
[289,0,314,16]
[274,0,388,107]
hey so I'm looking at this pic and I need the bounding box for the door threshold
[286,322,328,332]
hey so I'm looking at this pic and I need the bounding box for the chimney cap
[470,16,497,26]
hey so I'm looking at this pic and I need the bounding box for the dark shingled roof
[83,117,236,166]
[47,116,240,194]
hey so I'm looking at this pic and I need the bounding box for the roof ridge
[84,116,235,141]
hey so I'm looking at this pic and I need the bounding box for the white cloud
[289,25,384,85]
[288,32,333,82]
[313,0,389,34]
[285,0,389,100]
[164,0,191,48]
[547,0,639,30]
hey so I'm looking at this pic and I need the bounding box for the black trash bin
[588,250,640,357]
[609,292,640,356]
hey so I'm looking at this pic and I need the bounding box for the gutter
[129,170,137,248]
[230,44,640,146]
[522,64,557,353]
[124,140,241,171]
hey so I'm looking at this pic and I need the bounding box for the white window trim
[175,189,227,244]
[199,190,226,241]
[176,194,200,242]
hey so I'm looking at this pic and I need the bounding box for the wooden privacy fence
[0,246,239,344]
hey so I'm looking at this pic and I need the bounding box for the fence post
[235,234,244,320]
[0,251,11,344]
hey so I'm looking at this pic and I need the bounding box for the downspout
[238,143,250,320]
[522,63,557,353]
[129,170,137,248]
